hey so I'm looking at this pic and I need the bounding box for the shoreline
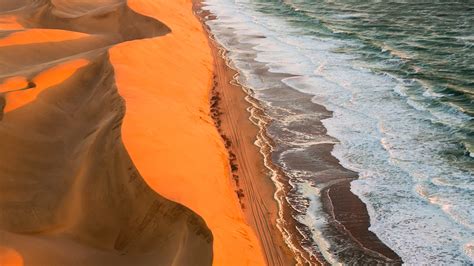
[194,1,403,265]
[193,2,318,265]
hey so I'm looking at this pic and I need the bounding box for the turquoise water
[204,0,473,264]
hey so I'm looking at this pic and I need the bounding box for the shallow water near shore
[203,0,474,264]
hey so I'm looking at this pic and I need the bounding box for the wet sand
[324,181,402,262]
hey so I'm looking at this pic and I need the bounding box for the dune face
[0,0,214,265]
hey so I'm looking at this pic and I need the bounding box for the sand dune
[0,0,221,265]
[111,0,267,265]
[0,0,271,265]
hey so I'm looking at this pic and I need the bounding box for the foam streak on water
[203,0,474,264]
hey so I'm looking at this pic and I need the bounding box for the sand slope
[111,0,267,265]
[0,0,217,265]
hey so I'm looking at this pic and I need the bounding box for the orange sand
[110,0,266,265]
[0,76,28,93]
[4,59,90,112]
[0,16,23,30]
[0,29,89,48]
[0,247,23,266]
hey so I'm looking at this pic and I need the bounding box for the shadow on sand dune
[0,1,213,265]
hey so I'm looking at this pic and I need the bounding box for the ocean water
[203,0,474,264]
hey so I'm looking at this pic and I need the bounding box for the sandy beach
[193,3,300,265]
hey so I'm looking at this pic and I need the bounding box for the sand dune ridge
[0,0,213,265]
